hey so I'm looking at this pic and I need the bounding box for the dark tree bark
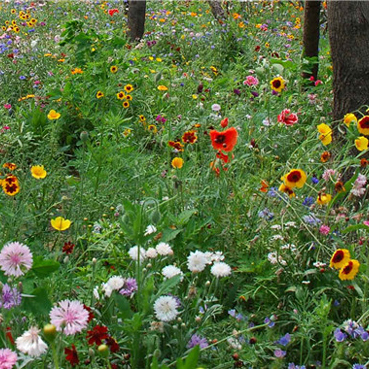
[127,1,146,42]
[302,0,321,81]
[328,2,369,121]
[207,0,226,24]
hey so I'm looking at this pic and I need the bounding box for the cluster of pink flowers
[243,75,259,86]
[277,109,298,126]
[351,174,367,197]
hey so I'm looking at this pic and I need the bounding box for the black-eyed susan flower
[110,65,118,73]
[317,123,332,145]
[339,259,360,280]
[2,174,20,196]
[31,165,47,179]
[148,125,158,133]
[355,136,368,151]
[330,249,350,269]
[358,116,369,135]
[317,192,331,205]
[124,84,134,93]
[281,169,307,189]
[343,113,357,127]
[270,77,285,93]
[122,101,130,109]
[139,115,146,122]
[171,157,183,169]
[51,217,71,231]
[125,95,132,101]
[47,110,61,120]
[116,91,125,100]
[182,130,198,144]
[96,91,104,99]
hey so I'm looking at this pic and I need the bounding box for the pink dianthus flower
[0,348,18,369]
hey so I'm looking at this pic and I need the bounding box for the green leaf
[178,345,200,369]
[114,294,133,320]
[177,209,197,226]
[342,224,369,234]
[329,169,359,208]
[31,256,60,278]
[161,228,181,242]
[153,275,181,301]
[22,288,52,315]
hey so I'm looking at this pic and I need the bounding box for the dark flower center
[332,250,344,263]
[214,134,226,144]
[342,261,353,275]
[287,171,301,183]
[360,117,369,128]
[273,79,281,88]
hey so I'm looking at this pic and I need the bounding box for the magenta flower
[243,75,259,86]
[319,225,330,235]
[0,242,33,277]
[50,300,89,335]
[0,348,18,369]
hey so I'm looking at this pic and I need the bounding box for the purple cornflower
[258,208,274,221]
[311,176,319,184]
[1,284,21,309]
[353,365,366,369]
[119,278,138,298]
[333,328,347,342]
[19,76,26,80]
[187,334,208,349]
[264,316,275,328]
[277,333,291,346]
[274,349,286,358]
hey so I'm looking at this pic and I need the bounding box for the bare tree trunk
[127,0,146,42]
[328,2,369,121]
[207,0,226,24]
[302,0,321,81]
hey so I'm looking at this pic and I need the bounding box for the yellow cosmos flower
[343,113,357,127]
[317,123,332,145]
[339,259,360,280]
[355,136,368,151]
[47,110,61,120]
[31,165,47,179]
[158,85,168,91]
[317,193,331,205]
[51,217,71,231]
[330,249,351,269]
[281,169,307,189]
[171,157,183,169]
[357,116,369,135]
[270,77,285,93]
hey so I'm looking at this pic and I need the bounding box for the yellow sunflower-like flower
[2,174,20,196]
[31,165,47,179]
[270,77,285,93]
[278,183,295,198]
[343,113,357,127]
[357,116,369,135]
[339,259,360,280]
[51,216,71,231]
[47,110,61,120]
[96,91,104,99]
[317,123,332,145]
[317,193,331,205]
[355,136,368,151]
[281,169,307,189]
[110,65,118,73]
[330,249,351,269]
[171,157,183,169]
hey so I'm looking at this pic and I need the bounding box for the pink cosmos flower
[243,75,259,86]
[277,109,298,126]
[0,242,33,277]
[50,300,89,335]
[319,225,330,235]
[0,348,18,369]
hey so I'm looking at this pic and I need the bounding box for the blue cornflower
[302,214,321,226]
[277,333,291,346]
[334,328,347,342]
[19,75,26,80]
[288,364,306,369]
[187,334,208,349]
[353,365,366,369]
[302,196,314,207]
[311,176,319,184]
[264,316,275,328]
[258,208,274,221]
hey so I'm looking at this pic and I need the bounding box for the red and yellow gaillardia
[330,249,351,269]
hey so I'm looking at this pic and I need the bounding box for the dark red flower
[65,344,79,367]
[62,241,75,254]
[86,325,109,346]
[106,335,120,353]
[83,304,95,323]
[209,127,238,152]
[216,151,230,163]
[220,117,228,128]
[6,327,14,345]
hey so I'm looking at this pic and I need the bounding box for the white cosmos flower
[162,265,183,280]
[128,246,146,261]
[187,251,207,273]
[154,296,179,322]
[211,262,231,278]
[16,327,48,357]
[156,242,173,256]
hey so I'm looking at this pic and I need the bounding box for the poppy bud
[220,117,229,128]
[232,353,239,360]
[197,83,203,93]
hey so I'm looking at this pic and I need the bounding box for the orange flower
[335,181,346,193]
[171,157,183,169]
[3,163,16,171]
[320,151,331,163]
[361,158,368,168]
[2,174,20,196]
[260,180,269,193]
[182,131,197,144]
[358,116,369,135]
[168,141,184,152]
[209,127,238,152]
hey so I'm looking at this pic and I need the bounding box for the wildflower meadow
[0,1,369,368]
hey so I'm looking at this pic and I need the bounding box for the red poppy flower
[220,117,228,128]
[108,9,119,16]
[86,325,109,346]
[65,344,79,367]
[216,151,230,163]
[209,127,238,152]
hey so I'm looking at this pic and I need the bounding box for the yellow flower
[270,77,285,93]
[317,123,332,145]
[31,165,47,179]
[357,116,369,135]
[110,65,118,73]
[71,68,83,75]
[148,124,158,133]
[2,174,20,196]
[171,157,183,169]
[122,101,130,109]
[355,136,368,151]
[339,259,360,280]
[278,183,295,198]
[96,91,104,99]
[116,91,125,100]
[281,169,307,189]
[51,216,71,231]
[317,193,331,205]
[158,85,168,91]
[47,110,61,120]
[343,113,357,127]
[330,249,351,269]
[124,84,134,93]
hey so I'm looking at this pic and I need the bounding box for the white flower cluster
[187,250,231,277]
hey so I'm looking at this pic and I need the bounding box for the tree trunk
[302,0,321,81]
[207,0,226,24]
[328,2,369,121]
[127,1,146,42]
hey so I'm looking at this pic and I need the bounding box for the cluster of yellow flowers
[330,249,360,281]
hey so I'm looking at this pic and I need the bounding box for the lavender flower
[274,349,286,358]
[333,328,347,342]
[187,334,208,349]
[277,333,291,346]
[119,278,138,298]
[1,284,21,309]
